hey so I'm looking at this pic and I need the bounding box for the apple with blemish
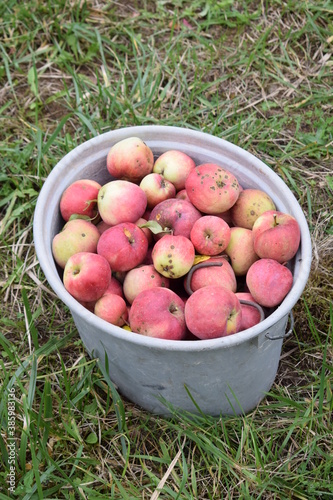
[153,150,196,191]
[152,234,195,279]
[63,252,111,302]
[190,215,231,255]
[59,179,101,222]
[106,137,154,183]
[97,180,147,226]
[230,189,276,229]
[246,258,293,308]
[139,173,176,209]
[149,198,201,239]
[185,285,242,340]
[129,287,186,340]
[97,222,148,272]
[252,210,301,263]
[185,163,240,214]
[224,227,259,276]
[94,293,128,326]
[52,219,100,268]
[123,264,170,304]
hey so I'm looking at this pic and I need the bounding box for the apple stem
[273,213,278,226]
[184,261,223,296]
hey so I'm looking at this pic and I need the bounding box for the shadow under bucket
[33,126,312,416]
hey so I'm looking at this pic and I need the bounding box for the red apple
[129,287,186,340]
[153,150,196,191]
[185,285,242,340]
[152,234,195,279]
[230,189,276,229]
[59,179,101,222]
[190,216,231,255]
[236,292,262,331]
[185,163,240,214]
[149,198,201,239]
[246,258,293,308]
[175,189,191,202]
[123,264,170,304]
[224,227,259,276]
[185,257,237,294]
[78,299,96,313]
[94,293,128,326]
[142,208,151,220]
[97,180,147,226]
[215,209,233,225]
[97,222,148,272]
[135,217,154,246]
[112,270,127,284]
[106,137,154,183]
[139,173,176,209]
[104,276,124,298]
[141,246,154,265]
[63,252,111,302]
[252,210,301,263]
[52,219,100,269]
[96,220,111,235]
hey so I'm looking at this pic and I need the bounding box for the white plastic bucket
[33,126,312,416]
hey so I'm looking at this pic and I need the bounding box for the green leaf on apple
[138,220,172,235]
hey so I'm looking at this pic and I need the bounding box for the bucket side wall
[72,310,287,416]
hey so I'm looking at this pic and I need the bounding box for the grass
[1,0,332,498]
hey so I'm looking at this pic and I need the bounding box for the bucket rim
[33,125,312,351]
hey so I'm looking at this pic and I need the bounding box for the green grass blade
[22,288,39,350]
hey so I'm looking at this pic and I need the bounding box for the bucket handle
[265,310,295,341]
[184,259,225,296]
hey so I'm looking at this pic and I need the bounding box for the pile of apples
[52,137,301,341]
